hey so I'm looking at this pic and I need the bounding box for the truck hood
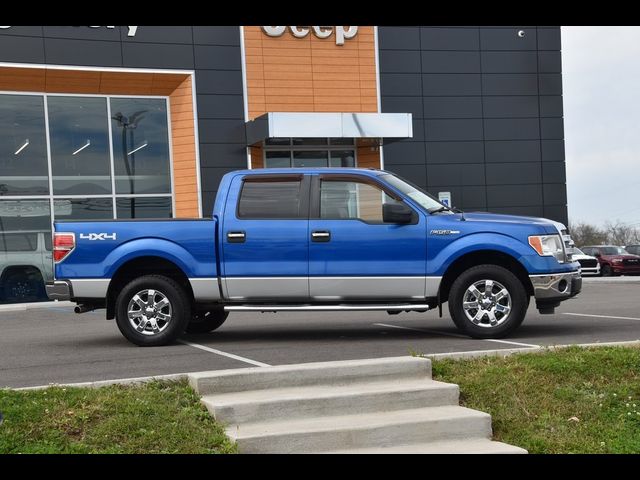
[454,212,560,232]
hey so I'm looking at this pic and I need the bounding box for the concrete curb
[10,373,187,391]
[0,301,74,312]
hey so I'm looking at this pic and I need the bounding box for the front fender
[429,232,572,276]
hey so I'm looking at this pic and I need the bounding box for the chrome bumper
[529,270,582,300]
[45,281,71,301]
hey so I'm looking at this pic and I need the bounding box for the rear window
[237,178,304,219]
[0,233,38,252]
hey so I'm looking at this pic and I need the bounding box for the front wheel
[448,264,528,339]
[601,264,612,277]
[115,275,191,347]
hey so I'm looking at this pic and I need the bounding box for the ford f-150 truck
[46,168,582,346]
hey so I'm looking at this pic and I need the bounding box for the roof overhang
[245,112,413,146]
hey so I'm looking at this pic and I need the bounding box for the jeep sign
[261,26,358,45]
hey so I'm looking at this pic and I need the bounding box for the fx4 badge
[430,229,460,236]
[79,233,117,241]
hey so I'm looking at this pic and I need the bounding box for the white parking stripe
[178,340,271,367]
[563,312,640,322]
[373,323,540,348]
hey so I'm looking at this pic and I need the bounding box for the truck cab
[48,168,582,346]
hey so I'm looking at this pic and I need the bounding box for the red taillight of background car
[53,233,75,263]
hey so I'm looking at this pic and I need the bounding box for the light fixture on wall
[14,139,29,155]
[72,139,91,156]
[518,30,526,38]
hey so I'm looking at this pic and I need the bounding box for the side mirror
[594,252,601,258]
[383,203,414,224]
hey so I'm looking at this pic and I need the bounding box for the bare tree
[569,220,640,247]
[568,221,608,247]
[604,220,640,246]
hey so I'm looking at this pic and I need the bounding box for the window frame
[235,174,311,221]
[310,173,418,225]
[262,138,357,169]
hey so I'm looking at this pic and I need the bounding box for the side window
[237,178,304,219]
[320,179,401,223]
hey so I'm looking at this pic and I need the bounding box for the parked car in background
[571,247,600,275]
[581,245,640,277]
[0,230,52,303]
[625,245,640,256]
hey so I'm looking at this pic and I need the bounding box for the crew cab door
[221,173,310,301]
[308,174,427,300]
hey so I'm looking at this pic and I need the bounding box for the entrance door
[221,173,310,301]
[308,174,428,300]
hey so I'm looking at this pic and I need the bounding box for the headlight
[612,258,623,264]
[529,235,565,263]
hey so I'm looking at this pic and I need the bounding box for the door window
[319,179,400,223]
[237,178,305,219]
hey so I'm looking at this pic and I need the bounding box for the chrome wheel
[462,279,512,328]
[127,289,172,336]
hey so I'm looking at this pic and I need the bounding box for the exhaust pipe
[74,304,96,314]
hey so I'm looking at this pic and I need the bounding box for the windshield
[600,246,630,255]
[573,248,584,255]
[380,173,451,213]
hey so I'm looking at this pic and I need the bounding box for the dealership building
[0,26,567,302]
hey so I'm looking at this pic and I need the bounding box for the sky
[562,26,640,228]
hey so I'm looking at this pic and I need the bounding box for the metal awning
[245,112,413,146]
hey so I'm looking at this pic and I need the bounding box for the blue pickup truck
[47,168,581,346]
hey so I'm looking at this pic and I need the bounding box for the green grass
[0,379,236,454]
[430,346,640,453]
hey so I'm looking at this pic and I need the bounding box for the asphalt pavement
[1,277,639,388]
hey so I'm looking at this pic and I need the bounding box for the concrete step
[202,378,459,425]
[325,438,528,454]
[189,356,431,395]
[227,405,492,454]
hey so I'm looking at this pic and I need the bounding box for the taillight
[53,233,75,263]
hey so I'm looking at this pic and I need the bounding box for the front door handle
[311,230,331,242]
[227,231,246,243]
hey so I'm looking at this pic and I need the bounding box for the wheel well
[0,265,44,282]
[439,250,534,304]
[106,257,194,319]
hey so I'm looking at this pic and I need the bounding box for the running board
[224,304,431,312]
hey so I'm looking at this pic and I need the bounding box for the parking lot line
[178,340,271,367]
[563,312,640,321]
[373,323,541,349]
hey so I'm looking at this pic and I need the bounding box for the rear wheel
[448,264,528,339]
[2,270,46,303]
[115,275,191,346]
[185,310,229,334]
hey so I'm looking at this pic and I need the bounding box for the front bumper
[530,270,582,302]
[45,281,72,301]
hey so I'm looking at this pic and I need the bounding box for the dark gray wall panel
[420,27,479,51]
[427,164,486,186]
[43,38,123,67]
[538,51,562,73]
[195,70,244,95]
[199,144,247,168]
[542,162,566,183]
[487,185,543,207]
[194,45,242,70]
[483,96,539,118]
[426,141,485,164]
[122,43,194,69]
[489,205,544,217]
[385,164,427,188]
[486,163,542,185]
[193,26,240,46]
[197,95,244,119]
[537,28,561,50]
[481,51,537,73]
[0,26,43,36]
[539,96,564,117]
[420,51,481,73]
[544,205,568,225]
[484,118,540,141]
[379,27,420,50]
[540,118,564,139]
[119,26,193,44]
[379,50,421,73]
[380,73,423,96]
[0,35,44,63]
[425,119,483,141]
[201,167,236,192]
[423,97,483,119]
[422,74,481,96]
[543,184,567,205]
[43,26,123,41]
[482,74,539,96]
[539,73,563,95]
[485,141,541,163]
[480,28,537,51]
[382,142,426,165]
[541,140,566,162]
[382,96,424,118]
[198,119,246,144]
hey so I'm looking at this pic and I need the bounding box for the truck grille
[624,258,640,266]
[578,259,598,269]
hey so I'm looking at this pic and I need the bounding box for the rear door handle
[227,231,246,243]
[311,230,331,242]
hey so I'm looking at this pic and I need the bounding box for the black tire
[448,264,528,339]
[601,264,612,277]
[2,271,45,303]
[185,310,229,334]
[115,275,191,347]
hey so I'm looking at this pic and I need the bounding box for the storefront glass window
[263,138,356,169]
[54,198,114,221]
[329,150,356,167]
[110,98,171,195]
[264,151,292,168]
[48,96,112,195]
[293,151,329,168]
[0,95,49,196]
[116,197,172,219]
